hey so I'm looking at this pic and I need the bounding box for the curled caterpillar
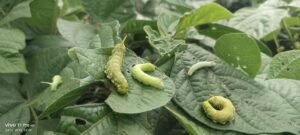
[131,63,164,89]
[188,61,216,76]
[67,48,78,61]
[202,96,235,124]
[42,75,63,91]
[104,36,128,94]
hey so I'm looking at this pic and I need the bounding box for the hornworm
[104,36,129,94]
[188,61,216,76]
[202,96,235,124]
[131,63,164,89]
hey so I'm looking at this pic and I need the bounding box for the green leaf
[60,0,83,16]
[56,104,156,135]
[57,19,121,48]
[197,23,273,56]
[176,3,233,32]
[71,47,175,114]
[81,0,136,23]
[214,33,261,77]
[30,62,90,118]
[12,0,60,38]
[0,79,30,135]
[144,25,185,56]
[267,50,300,80]
[122,20,157,34]
[0,0,32,26]
[93,21,121,48]
[0,28,27,73]
[170,44,300,134]
[157,13,180,36]
[57,19,97,48]
[227,6,288,39]
[21,48,71,98]
[0,28,25,53]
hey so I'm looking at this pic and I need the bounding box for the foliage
[0,0,300,135]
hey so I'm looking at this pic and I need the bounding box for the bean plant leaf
[176,3,233,32]
[71,47,176,114]
[57,19,121,48]
[0,28,27,73]
[214,33,261,77]
[81,0,136,23]
[30,62,90,118]
[11,0,60,38]
[0,79,30,135]
[170,44,300,134]
[157,13,180,36]
[21,48,71,98]
[197,23,272,56]
[267,50,300,80]
[55,104,164,135]
[57,19,97,48]
[227,6,288,39]
[0,0,32,26]
[144,25,185,56]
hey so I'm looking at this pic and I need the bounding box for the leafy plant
[0,0,300,135]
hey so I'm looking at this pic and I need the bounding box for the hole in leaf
[75,118,86,125]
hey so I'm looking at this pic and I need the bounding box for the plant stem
[282,19,295,41]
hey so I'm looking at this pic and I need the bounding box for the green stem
[282,19,295,41]
[29,105,39,135]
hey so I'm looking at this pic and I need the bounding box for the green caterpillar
[42,75,63,91]
[188,61,216,76]
[202,96,235,124]
[104,36,128,94]
[131,63,164,89]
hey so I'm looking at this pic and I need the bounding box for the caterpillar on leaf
[202,96,235,124]
[131,63,164,90]
[104,36,128,94]
[41,75,63,91]
[188,61,216,76]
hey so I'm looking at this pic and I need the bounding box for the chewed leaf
[171,44,300,134]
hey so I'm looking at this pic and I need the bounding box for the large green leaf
[227,6,288,39]
[214,33,261,77]
[57,19,97,48]
[0,28,27,73]
[170,44,300,134]
[81,0,136,23]
[55,104,164,135]
[176,3,233,32]
[0,79,30,135]
[197,23,273,56]
[21,48,71,98]
[12,0,60,38]
[71,47,175,114]
[157,13,180,36]
[57,19,121,48]
[0,0,32,26]
[267,50,300,80]
[30,62,90,118]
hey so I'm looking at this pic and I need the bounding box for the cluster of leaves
[0,0,300,135]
